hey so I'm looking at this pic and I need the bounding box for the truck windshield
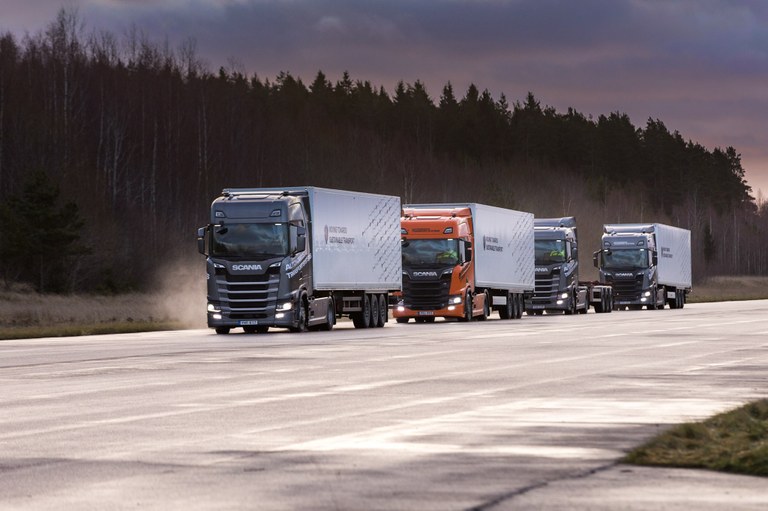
[603,248,649,270]
[211,223,289,258]
[402,239,459,266]
[535,239,566,264]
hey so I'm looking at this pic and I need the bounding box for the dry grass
[0,266,207,340]
[689,276,768,303]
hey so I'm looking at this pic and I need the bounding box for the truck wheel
[564,290,576,315]
[647,287,658,310]
[320,298,335,331]
[290,299,309,332]
[215,327,230,335]
[396,317,409,324]
[679,292,685,309]
[378,294,387,327]
[370,294,380,327]
[478,292,490,321]
[461,290,473,322]
[515,295,523,319]
[500,293,513,320]
[352,295,371,328]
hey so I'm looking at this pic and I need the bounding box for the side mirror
[652,252,658,266]
[197,226,208,256]
[464,241,472,263]
[295,226,307,253]
[592,250,600,268]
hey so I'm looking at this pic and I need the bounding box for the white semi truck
[197,187,402,333]
[594,223,692,310]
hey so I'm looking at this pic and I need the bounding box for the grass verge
[624,399,768,477]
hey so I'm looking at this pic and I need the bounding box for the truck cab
[197,190,314,334]
[395,206,478,322]
[525,217,582,314]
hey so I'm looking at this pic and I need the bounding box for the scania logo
[535,267,549,273]
[231,264,263,271]
[615,272,634,278]
[412,271,438,278]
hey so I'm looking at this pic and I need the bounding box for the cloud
[2,0,768,192]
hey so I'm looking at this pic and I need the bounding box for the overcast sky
[3,0,767,197]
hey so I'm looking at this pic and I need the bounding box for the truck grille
[216,272,280,319]
[402,273,451,310]
[612,275,643,300]
[531,269,559,304]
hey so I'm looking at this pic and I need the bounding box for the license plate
[418,311,434,316]
[239,320,259,326]
[530,305,545,310]
[616,301,630,305]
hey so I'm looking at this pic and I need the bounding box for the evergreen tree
[0,171,89,292]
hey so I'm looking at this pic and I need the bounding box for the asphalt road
[2,300,767,510]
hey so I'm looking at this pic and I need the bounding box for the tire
[564,289,576,315]
[647,287,658,310]
[396,317,409,324]
[679,292,685,309]
[215,327,230,335]
[319,298,335,331]
[461,290,473,322]
[352,294,371,329]
[378,294,388,327]
[370,294,380,327]
[515,295,523,319]
[478,292,490,321]
[290,299,308,332]
[499,293,513,320]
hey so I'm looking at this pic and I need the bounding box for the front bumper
[393,303,466,320]
[207,310,297,329]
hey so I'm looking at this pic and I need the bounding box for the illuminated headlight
[207,303,221,313]
[560,292,569,299]
[275,313,285,319]
[213,262,225,269]
[447,305,456,311]
[212,313,222,320]
[644,291,652,297]
[276,302,293,312]
[397,306,405,312]
[449,295,462,304]
[556,300,564,305]
[640,297,647,302]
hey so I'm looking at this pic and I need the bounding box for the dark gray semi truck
[525,217,613,315]
[197,187,402,334]
[594,223,691,310]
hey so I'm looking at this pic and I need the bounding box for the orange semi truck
[394,203,534,323]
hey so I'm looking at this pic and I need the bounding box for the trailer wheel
[370,294,380,327]
[500,293,513,320]
[378,294,388,327]
[215,327,230,335]
[352,294,371,328]
[515,294,523,319]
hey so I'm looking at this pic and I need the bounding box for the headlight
[276,302,293,312]
[560,292,569,299]
[449,295,462,304]
[644,291,652,297]
[213,262,225,269]
[207,303,221,313]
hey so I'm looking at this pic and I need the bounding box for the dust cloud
[151,256,208,329]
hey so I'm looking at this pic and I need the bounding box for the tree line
[0,9,766,292]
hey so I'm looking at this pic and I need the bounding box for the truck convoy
[394,203,534,323]
[197,187,402,334]
[594,223,692,310]
[525,217,613,315]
